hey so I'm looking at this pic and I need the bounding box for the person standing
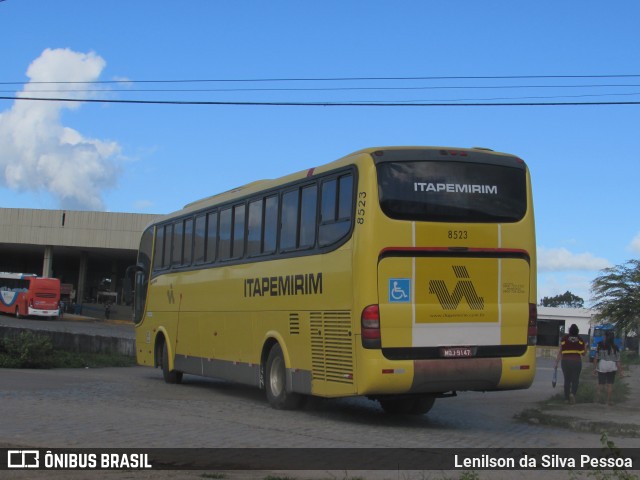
[593,330,624,405]
[554,324,587,404]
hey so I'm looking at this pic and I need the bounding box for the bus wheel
[161,342,183,384]
[410,395,436,414]
[379,395,435,415]
[265,344,304,410]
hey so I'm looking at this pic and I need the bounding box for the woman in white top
[593,330,624,405]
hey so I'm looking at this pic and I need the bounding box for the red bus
[0,273,61,319]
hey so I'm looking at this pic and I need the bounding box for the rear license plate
[441,347,473,358]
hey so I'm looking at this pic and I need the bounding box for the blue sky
[1,1,639,304]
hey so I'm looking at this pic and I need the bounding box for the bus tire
[161,342,183,384]
[379,395,435,415]
[410,395,436,414]
[265,343,304,410]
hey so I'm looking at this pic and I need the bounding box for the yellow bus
[130,146,537,414]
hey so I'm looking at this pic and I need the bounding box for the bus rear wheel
[379,395,435,415]
[161,342,183,384]
[265,343,304,410]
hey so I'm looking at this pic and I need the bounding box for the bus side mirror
[124,265,143,305]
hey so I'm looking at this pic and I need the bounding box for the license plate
[441,347,473,358]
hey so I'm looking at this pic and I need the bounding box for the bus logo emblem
[389,278,411,303]
[429,266,484,310]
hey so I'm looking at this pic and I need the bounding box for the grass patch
[0,330,136,368]
[547,364,629,405]
[48,350,136,368]
[621,350,640,366]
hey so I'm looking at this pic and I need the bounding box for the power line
[6,84,640,94]
[358,91,640,104]
[2,74,640,86]
[3,95,640,107]
[4,75,640,105]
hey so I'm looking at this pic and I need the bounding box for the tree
[591,259,640,332]
[540,290,584,308]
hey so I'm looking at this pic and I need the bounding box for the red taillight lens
[361,305,381,348]
[361,305,379,328]
[528,303,537,346]
[362,329,381,340]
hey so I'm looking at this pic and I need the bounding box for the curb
[515,407,640,438]
[60,314,133,325]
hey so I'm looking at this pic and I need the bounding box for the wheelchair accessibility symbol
[389,278,411,303]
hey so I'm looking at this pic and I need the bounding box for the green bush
[0,331,55,368]
[0,331,136,368]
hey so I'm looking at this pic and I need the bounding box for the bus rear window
[377,161,527,222]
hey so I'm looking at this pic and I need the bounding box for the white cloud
[0,48,121,210]
[630,233,640,253]
[537,272,596,306]
[538,247,611,272]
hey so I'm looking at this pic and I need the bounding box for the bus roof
[0,272,37,280]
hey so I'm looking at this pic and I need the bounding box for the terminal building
[0,208,160,315]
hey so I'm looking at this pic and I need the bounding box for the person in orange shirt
[554,324,587,404]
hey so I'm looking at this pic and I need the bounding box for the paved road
[1,358,634,450]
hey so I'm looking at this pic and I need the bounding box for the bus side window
[219,208,232,260]
[280,190,299,251]
[163,224,173,268]
[247,199,263,256]
[321,179,337,223]
[338,174,353,220]
[299,184,317,249]
[263,195,278,254]
[153,226,165,270]
[319,173,353,246]
[232,203,246,258]
[194,214,206,264]
[172,220,184,267]
[207,211,219,263]
[183,217,194,266]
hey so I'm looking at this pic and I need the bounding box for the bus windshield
[377,161,527,223]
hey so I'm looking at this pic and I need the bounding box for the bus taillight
[361,304,381,349]
[528,303,537,346]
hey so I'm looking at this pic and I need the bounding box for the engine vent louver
[289,313,300,335]
[310,311,353,384]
